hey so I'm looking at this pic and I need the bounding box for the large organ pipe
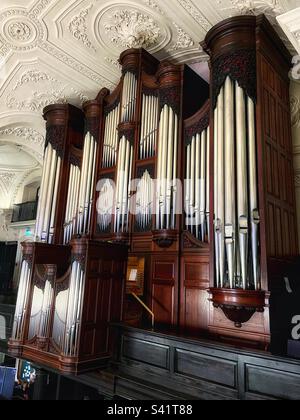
[64,165,74,243]
[217,88,225,288]
[214,78,260,291]
[214,107,220,287]
[185,144,191,231]
[190,136,195,233]
[195,135,200,238]
[172,113,179,229]
[41,148,59,242]
[248,97,260,290]
[224,77,235,289]
[166,109,175,229]
[35,144,51,241]
[77,132,90,233]
[12,260,30,340]
[49,157,61,244]
[36,145,52,241]
[206,128,210,240]
[77,129,97,236]
[200,131,206,241]
[236,83,249,290]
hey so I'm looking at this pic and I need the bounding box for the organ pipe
[185,125,210,243]
[140,94,159,160]
[156,106,179,230]
[121,72,137,122]
[77,131,97,236]
[136,171,153,231]
[214,77,260,291]
[102,104,120,168]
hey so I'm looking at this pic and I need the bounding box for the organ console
[9,14,299,373]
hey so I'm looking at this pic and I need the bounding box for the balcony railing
[11,201,37,223]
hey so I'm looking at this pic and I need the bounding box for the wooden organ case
[203,15,298,346]
[9,13,299,371]
[9,102,128,373]
[93,49,209,329]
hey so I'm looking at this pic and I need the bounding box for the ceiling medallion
[0,8,45,52]
[104,10,161,49]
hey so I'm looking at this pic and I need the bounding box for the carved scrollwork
[185,113,209,146]
[45,125,65,158]
[159,86,181,115]
[212,49,257,108]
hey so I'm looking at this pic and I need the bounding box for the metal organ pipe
[224,77,236,289]
[217,88,225,288]
[64,164,81,244]
[136,171,153,231]
[121,72,137,122]
[248,97,260,291]
[145,95,159,158]
[77,130,97,236]
[156,105,179,231]
[206,128,210,240]
[35,144,51,241]
[12,260,31,340]
[236,83,249,290]
[185,125,210,243]
[102,105,120,168]
[213,77,260,291]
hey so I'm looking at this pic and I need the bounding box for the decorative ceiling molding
[69,5,96,52]
[104,9,162,49]
[142,0,165,15]
[229,0,284,15]
[168,22,195,52]
[176,0,212,31]
[0,172,17,194]
[0,126,44,148]
[29,0,53,19]
[0,7,46,52]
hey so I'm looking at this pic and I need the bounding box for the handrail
[131,293,155,328]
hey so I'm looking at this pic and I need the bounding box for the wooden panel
[180,256,210,333]
[122,336,169,369]
[175,349,237,388]
[152,283,174,325]
[150,256,178,326]
[246,365,300,400]
[259,55,298,262]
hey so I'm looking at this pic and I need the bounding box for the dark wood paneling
[246,365,300,400]
[109,325,300,400]
[175,349,237,388]
[122,336,169,369]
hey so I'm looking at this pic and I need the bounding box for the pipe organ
[10,15,299,370]
[9,100,128,374]
[204,15,298,342]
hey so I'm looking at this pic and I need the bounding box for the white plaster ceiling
[0,0,299,209]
